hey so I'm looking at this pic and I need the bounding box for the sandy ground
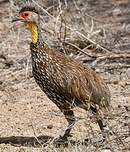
[0,0,130,151]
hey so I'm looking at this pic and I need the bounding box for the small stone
[0,81,3,85]
[124,123,128,126]
[47,124,53,129]
[118,105,121,108]
[124,106,129,112]
[113,80,118,85]
[8,108,12,111]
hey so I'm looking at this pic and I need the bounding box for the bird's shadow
[0,135,81,147]
[0,134,108,148]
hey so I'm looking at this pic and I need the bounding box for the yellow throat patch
[27,22,38,44]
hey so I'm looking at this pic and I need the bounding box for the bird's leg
[90,106,109,142]
[90,106,107,135]
[55,106,76,140]
[62,109,76,139]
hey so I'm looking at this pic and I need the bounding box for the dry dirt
[0,0,130,152]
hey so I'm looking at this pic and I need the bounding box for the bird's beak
[12,16,21,22]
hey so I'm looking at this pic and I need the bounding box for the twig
[30,121,43,147]
[64,42,94,58]
[92,54,130,66]
[32,0,112,55]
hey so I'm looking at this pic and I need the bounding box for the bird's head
[12,6,40,44]
[12,6,39,23]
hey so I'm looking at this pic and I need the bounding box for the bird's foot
[54,135,69,146]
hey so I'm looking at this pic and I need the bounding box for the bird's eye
[20,12,31,20]
[24,13,29,17]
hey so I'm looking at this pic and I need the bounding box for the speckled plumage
[14,6,111,139]
[30,42,110,109]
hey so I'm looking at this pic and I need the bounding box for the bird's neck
[27,21,42,45]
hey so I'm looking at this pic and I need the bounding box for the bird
[12,6,111,140]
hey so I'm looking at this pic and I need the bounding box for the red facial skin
[18,11,32,21]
